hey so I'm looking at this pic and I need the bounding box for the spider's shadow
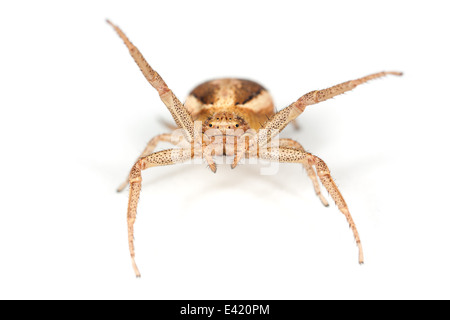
[139,157,314,206]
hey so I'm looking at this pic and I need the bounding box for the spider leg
[107,20,195,141]
[127,148,194,277]
[233,71,402,168]
[279,139,329,207]
[259,147,363,264]
[263,71,402,136]
[117,133,187,192]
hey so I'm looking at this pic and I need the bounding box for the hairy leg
[107,20,195,141]
[279,139,329,207]
[127,148,193,277]
[259,147,363,264]
[117,133,186,192]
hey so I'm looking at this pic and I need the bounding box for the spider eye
[235,124,239,128]
[209,124,213,127]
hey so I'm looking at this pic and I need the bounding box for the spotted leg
[259,146,364,264]
[127,148,193,277]
[262,71,403,138]
[107,20,195,141]
[232,71,402,168]
[117,133,187,192]
[279,139,329,207]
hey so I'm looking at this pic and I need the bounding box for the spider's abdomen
[184,78,275,130]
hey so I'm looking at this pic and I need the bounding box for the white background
[1,1,449,300]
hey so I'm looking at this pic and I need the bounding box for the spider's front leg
[107,20,195,142]
[262,71,403,140]
[127,148,193,277]
[232,71,402,167]
[259,146,364,264]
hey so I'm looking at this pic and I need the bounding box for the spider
[107,20,402,277]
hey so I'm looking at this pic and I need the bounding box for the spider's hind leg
[279,139,329,207]
[259,147,363,264]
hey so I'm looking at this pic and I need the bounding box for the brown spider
[107,20,402,277]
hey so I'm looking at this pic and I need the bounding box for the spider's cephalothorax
[185,79,268,155]
[186,78,273,128]
[107,20,402,277]
[201,109,250,156]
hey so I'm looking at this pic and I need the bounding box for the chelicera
[107,20,402,277]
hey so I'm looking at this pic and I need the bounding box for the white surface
[0,0,449,300]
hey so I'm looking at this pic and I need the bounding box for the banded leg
[279,139,329,207]
[127,148,193,277]
[117,133,185,192]
[107,20,195,141]
[259,147,363,264]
